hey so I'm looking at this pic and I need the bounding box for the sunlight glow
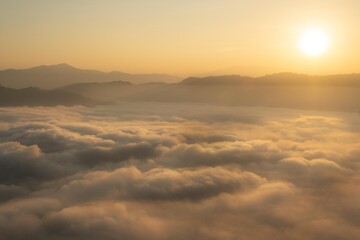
[300,29,329,57]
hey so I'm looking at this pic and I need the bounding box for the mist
[0,103,359,240]
[1,1,360,239]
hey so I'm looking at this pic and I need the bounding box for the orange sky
[1,0,359,76]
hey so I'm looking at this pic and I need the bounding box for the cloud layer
[0,103,359,240]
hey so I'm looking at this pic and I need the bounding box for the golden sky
[1,0,359,76]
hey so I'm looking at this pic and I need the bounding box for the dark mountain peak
[54,63,75,69]
[30,63,78,71]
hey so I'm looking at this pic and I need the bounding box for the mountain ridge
[180,72,360,86]
[0,64,181,89]
[0,85,99,107]
[59,74,360,112]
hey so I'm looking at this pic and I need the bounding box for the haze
[0,1,360,240]
[1,0,360,76]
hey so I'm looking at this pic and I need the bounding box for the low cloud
[0,103,359,240]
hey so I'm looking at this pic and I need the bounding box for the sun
[299,29,329,57]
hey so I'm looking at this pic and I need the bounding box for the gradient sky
[1,0,359,76]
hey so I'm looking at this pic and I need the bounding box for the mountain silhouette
[180,73,360,86]
[61,73,360,112]
[0,85,99,107]
[0,64,180,89]
[59,81,172,102]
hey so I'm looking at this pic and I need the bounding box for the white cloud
[0,103,359,240]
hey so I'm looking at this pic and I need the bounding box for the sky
[1,0,360,76]
[1,2,360,239]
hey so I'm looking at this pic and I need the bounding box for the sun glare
[299,29,329,57]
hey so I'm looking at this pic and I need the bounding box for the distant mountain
[60,73,360,112]
[0,64,181,89]
[59,81,173,101]
[0,85,99,107]
[180,73,360,86]
[180,75,253,85]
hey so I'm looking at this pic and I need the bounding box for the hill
[60,73,360,112]
[0,85,99,107]
[0,64,180,89]
[181,73,360,86]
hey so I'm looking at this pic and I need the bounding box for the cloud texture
[0,103,359,240]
